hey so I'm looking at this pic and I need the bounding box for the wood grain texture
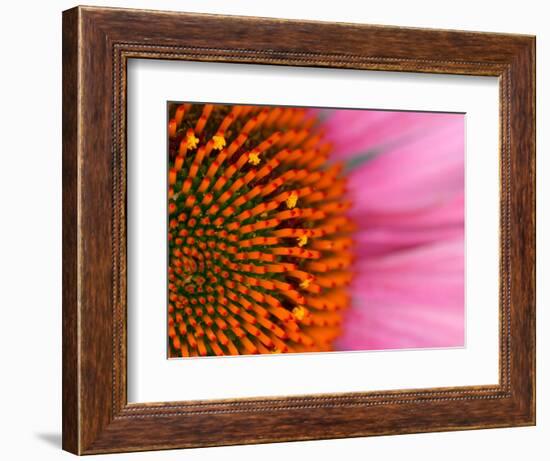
[62,7,79,455]
[62,5,536,455]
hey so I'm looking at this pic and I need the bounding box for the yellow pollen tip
[212,135,226,150]
[299,279,311,289]
[297,235,308,247]
[248,151,261,165]
[271,348,282,354]
[187,133,199,150]
[260,212,268,218]
[292,306,306,320]
[286,192,298,209]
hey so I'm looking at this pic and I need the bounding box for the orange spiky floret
[168,103,355,358]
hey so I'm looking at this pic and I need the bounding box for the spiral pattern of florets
[168,103,354,357]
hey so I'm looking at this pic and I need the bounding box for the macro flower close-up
[167,103,464,358]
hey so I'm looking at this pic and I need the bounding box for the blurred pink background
[319,109,465,351]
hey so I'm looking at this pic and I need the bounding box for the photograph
[48,3,537,455]
[167,102,465,358]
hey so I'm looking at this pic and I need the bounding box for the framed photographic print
[62,5,535,455]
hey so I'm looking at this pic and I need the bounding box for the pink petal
[323,110,464,159]
[353,193,464,257]
[336,239,465,351]
[346,117,464,212]
[316,108,465,351]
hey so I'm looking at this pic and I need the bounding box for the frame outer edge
[62,6,536,454]
[62,6,81,455]
[502,36,536,424]
[528,36,536,425]
[531,36,537,425]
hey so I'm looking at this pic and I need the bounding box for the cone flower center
[167,103,355,357]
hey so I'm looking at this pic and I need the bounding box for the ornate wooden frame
[62,5,536,455]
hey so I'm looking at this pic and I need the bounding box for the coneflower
[167,103,355,357]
